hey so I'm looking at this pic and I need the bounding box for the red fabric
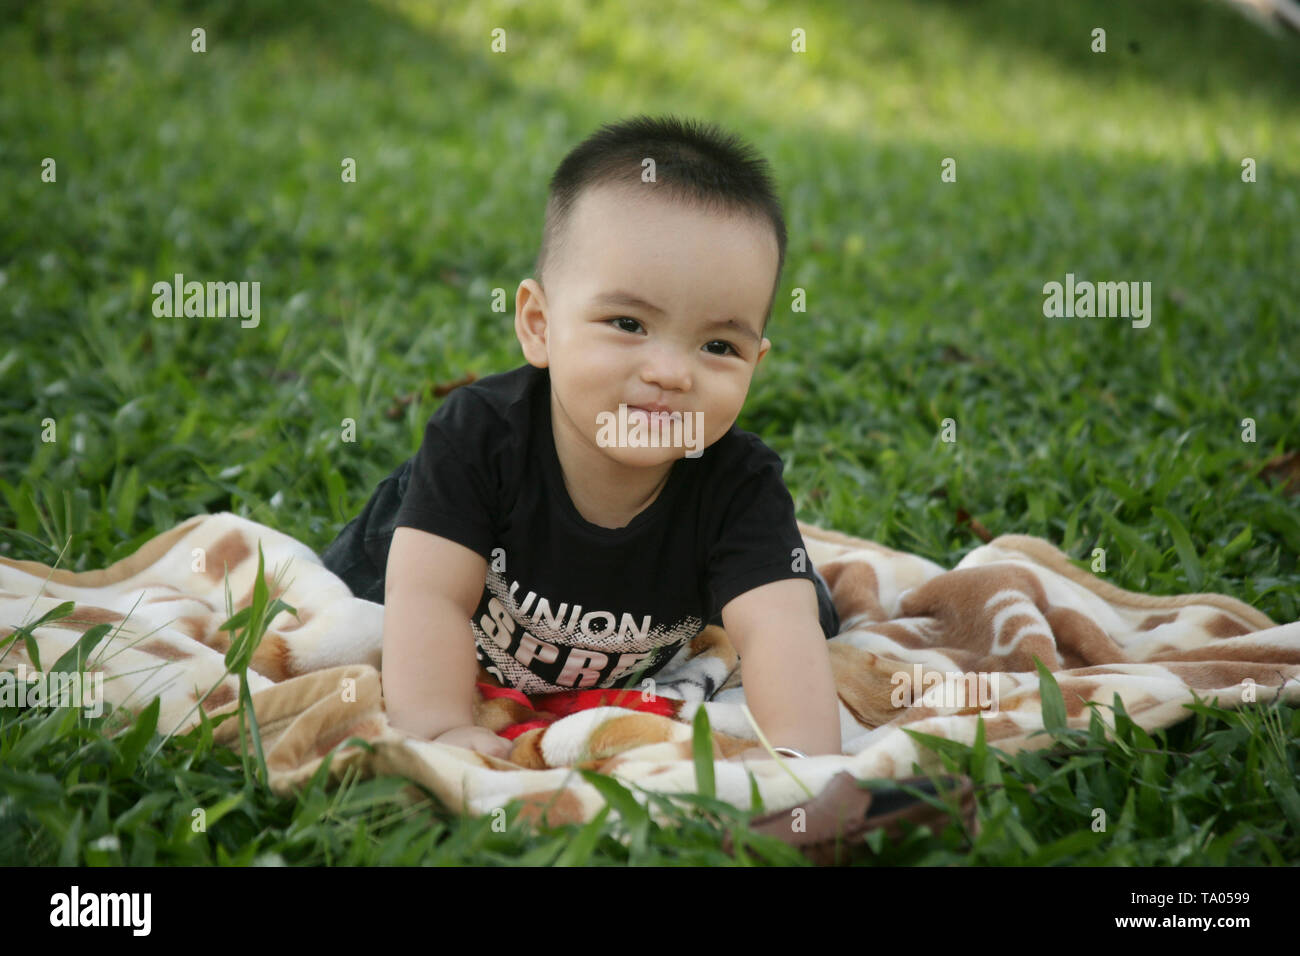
[477,682,678,739]
[498,720,550,740]
[534,687,677,718]
[476,683,532,707]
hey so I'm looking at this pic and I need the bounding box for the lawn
[2,0,1298,865]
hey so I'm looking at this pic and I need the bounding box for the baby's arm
[382,527,510,758]
[721,577,842,758]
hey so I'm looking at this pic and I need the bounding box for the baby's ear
[515,279,551,366]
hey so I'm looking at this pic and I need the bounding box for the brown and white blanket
[2,512,1298,830]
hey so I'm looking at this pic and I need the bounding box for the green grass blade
[691,706,715,800]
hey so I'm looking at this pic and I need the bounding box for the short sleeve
[392,389,498,560]
[705,443,818,618]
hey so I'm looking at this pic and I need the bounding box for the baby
[320,115,842,763]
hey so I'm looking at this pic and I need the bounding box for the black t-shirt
[392,363,819,694]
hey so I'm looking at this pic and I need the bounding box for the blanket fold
[3,511,1298,832]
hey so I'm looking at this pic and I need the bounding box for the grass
[2,0,1298,864]
[4,594,1298,864]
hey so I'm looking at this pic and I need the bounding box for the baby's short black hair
[534,114,787,337]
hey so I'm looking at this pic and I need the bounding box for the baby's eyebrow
[702,317,760,345]
[591,289,667,315]
[591,290,760,344]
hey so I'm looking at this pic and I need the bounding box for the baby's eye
[703,340,738,357]
[609,316,644,333]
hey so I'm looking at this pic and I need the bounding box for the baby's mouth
[629,406,684,423]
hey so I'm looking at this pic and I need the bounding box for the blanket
[3,511,1298,838]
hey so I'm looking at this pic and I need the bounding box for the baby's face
[521,182,775,470]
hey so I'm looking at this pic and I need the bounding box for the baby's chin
[595,445,694,469]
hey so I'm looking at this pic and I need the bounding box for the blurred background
[2,0,1297,620]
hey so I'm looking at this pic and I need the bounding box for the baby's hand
[729,746,778,763]
[433,725,514,760]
